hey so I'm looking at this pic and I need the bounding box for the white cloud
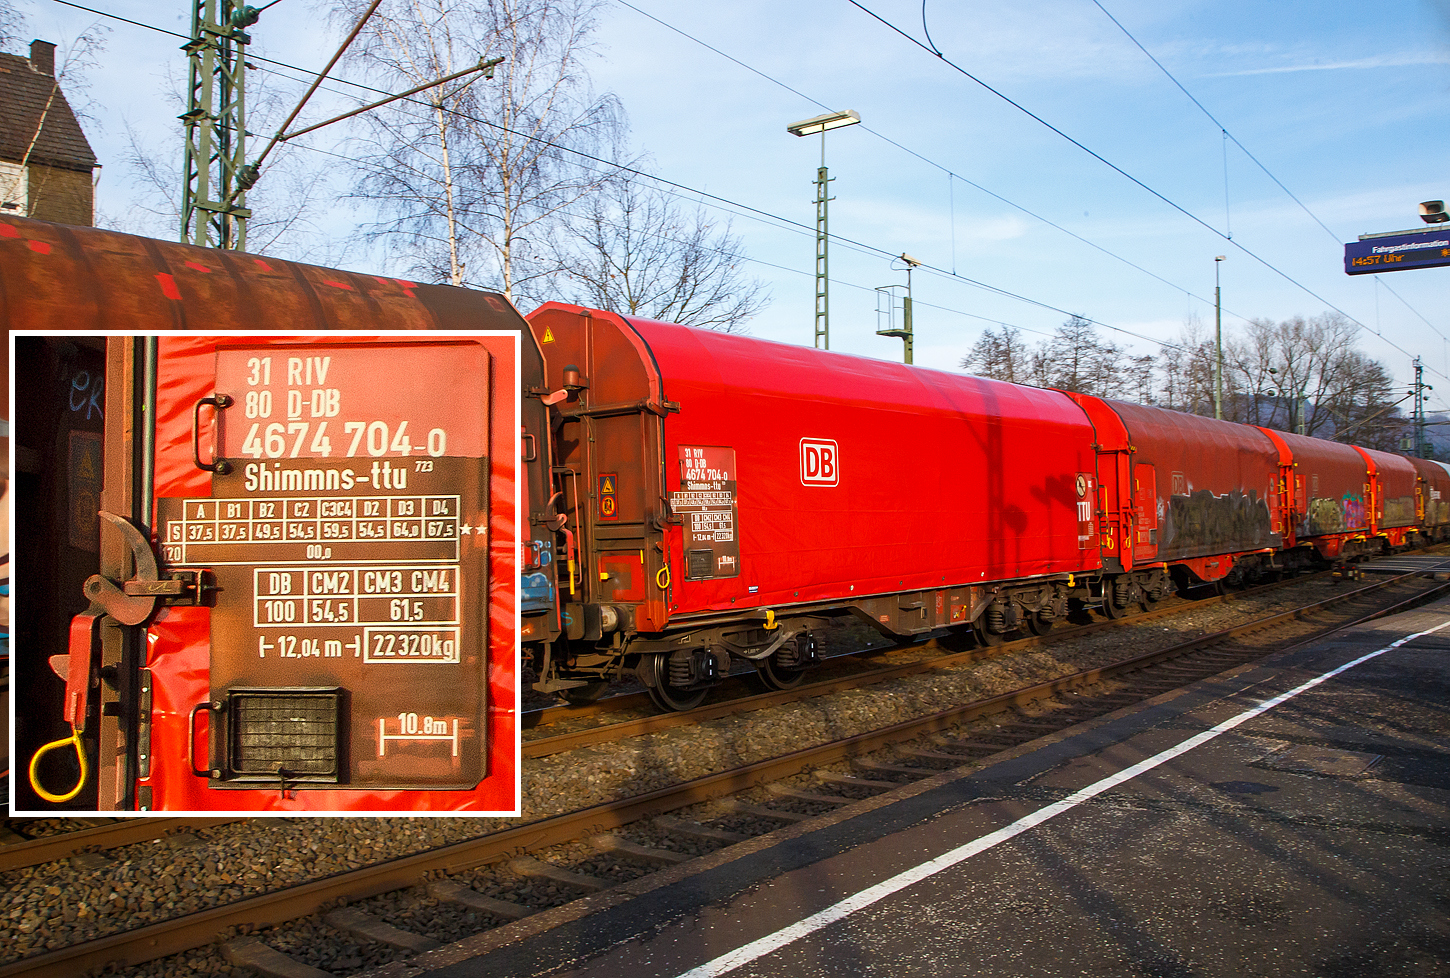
[1209,52,1450,76]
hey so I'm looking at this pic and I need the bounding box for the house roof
[0,49,99,172]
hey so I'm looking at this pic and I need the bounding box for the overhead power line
[49,0,1421,376]
[845,0,1445,380]
[52,0,1200,357]
[610,0,1249,325]
[1086,0,1446,345]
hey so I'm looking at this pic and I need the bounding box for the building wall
[0,159,26,215]
[26,162,92,226]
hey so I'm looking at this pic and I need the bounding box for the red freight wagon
[1255,428,1369,558]
[1409,457,1450,534]
[526,303,1102,709]
[6,218,535,813]
[1065,394,1283,600]
[1359,447,1420,545]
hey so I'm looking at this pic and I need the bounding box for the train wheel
[973,620,1005,647]
[647,681,709,712]
[1100,592,1128,619]
[1027,613,1054,636]
[644,654,709,712]
[756,656,808,691]
[561,681,610,705]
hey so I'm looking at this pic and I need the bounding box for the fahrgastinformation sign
[1344,228,1450,275]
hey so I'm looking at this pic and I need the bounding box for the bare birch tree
[107,64,339,261]
[961,324,1029,382]
[554,166,768,331]
[0,1,23,51]
[333,0,624,303]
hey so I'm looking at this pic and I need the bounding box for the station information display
[157,341,494,790]
[1344,229,1450,275]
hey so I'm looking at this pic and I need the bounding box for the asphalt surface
[417,596,1450,978]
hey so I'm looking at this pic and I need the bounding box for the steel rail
[5,573,1442,978]
[524,571,1335,730]
[522,568,1350,756]
[0,819,248,874]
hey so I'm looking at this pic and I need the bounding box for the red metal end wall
[1359,447,1419,529]
[530,304,1102,623]
[1258,428,1369,539]
[1093,400,1282,561]
[1411,457,1450,526]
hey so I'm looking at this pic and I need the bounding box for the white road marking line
[676,617,1450,978]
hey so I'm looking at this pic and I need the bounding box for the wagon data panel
[157,341,493,790]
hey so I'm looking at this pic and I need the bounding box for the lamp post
[787,109,861,349]
[1214,255,1226,420]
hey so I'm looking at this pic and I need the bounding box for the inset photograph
[8,219,523,815]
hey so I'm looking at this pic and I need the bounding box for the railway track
[0,820,246,875]
[4,568,1444,978]
[518,567,1350,757]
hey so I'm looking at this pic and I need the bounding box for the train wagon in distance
[1408,456,1450,539]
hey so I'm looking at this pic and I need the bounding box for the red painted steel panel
[5,218,529,812]
[1257,428,1369,540]
[1411,457,1450,526]
[529,304,1102,624]
[1082,399,1282,562]
[1359,447,1419,529]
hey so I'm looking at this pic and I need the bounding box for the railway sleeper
[223,936,336,978]
[929,737,1006,757]
[508,855,610,893]
[814,771,901,791]
[654,816,751,844]
[897,746,977,764]
[852,758,936,777]
[720,798,813,822]
[766,784,853,805]
[590,833,689,866]
[324,907,440,953]
[427,880,533,920]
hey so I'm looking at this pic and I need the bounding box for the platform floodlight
[1419,200,1448,224]
[786,109,861,137]
[787,109,861,350]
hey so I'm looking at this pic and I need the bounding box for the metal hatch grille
[687,549,713,580]
[227,689,342,780]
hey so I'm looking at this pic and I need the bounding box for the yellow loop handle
[29,727,88,804]
[656,564,671,589]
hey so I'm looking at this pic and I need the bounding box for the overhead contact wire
[844,0,1443,377]
[1087,0,1447,343]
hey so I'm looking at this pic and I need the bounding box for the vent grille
[227,689,342,780]
[687,549,713,580]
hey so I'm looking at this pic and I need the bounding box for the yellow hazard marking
[541,327,555,343]
[600,476,615,493]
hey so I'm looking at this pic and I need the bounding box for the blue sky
[13,0,1450,405]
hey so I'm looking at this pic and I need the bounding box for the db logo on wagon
[800,438,839,487]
